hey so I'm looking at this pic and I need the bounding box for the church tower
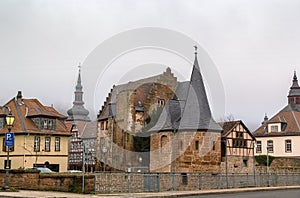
[67,66,90,121]
[288,71,300,106]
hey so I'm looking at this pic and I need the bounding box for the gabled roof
[65,120,97,139]
[219,120,255,140]
[0,92,70,136]
[44,106,68,119]
[254,104,300,137]
[25,99,65,118]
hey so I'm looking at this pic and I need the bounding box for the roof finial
[294,70,297,80]
[78,62,81,73]
[194,45,198,56]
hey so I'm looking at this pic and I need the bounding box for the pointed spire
[194,45,197,56]
[67,63,90,121]
[76,63,82,91]
[178,46,221,131]
[190,45,202,83]
[288,70,300,106]
[291,70,299,88]
[262,113,268,125]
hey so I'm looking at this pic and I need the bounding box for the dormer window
[31,117,56,130]
[271,125,278,132]
[268,123,281,132]
[43,120,47,129]
[48,120,53,129]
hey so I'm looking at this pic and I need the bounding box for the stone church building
[97,48,223,172]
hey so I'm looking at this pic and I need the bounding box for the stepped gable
[98,67,177,120]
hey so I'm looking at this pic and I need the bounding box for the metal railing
[94,172,300,193]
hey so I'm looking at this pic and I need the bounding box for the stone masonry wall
[150,131,221,173]
[221,156,255,174]
[0,169,94,193]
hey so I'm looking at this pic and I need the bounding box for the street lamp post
[4,111,15,190]
[102,146,107,172]
[266,144,270,187]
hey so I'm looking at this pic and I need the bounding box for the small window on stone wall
[243,159,248,167]
[181,173,188,185]
[195,140,199,150]
[212,141,216,150]
[178,140,183,150]
[161,135,168,147]
[105,121,108,130]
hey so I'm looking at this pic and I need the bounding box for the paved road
[186,189,300,198]
[1,187,300,198]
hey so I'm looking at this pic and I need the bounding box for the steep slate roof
[80,121,97,139]
[0,92,70,135]
[148,50,222,132]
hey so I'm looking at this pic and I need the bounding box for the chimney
[17,91,23,102]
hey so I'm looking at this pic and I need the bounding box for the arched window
[178,140,183,150]
[161,135,168,148]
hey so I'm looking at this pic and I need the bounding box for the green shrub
[255,155,275,166]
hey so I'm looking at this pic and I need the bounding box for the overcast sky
[1,0,300,131]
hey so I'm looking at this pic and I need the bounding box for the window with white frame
[34,136,40,152]
[256,141,262,153]
[267,140,273,153]
[45,137,51,152]
[55,137,60,151]
[285,140,292,153]
[268,123,281,132]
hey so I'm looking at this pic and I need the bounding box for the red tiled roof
[44,106,68,119]
[219,120,255,140]
[254,105,300,137]
[0,97,70,136]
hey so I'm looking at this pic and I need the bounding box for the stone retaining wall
[0,169,94,193]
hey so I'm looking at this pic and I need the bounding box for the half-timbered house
[219,120,256,173]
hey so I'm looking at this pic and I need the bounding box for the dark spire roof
[262,113,268,125]
[290,71,300,90]
[67,65,90,121]
[288,71,300,106]
[149,47,222,132]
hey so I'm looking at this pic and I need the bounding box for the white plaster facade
[255,136,300,157]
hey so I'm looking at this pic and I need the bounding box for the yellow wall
[0,134,69,172]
